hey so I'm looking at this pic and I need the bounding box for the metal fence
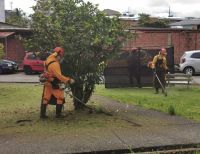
[104,46,174,88]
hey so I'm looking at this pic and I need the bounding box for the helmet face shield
[59,50,64,57]
[160,48,167,55]
[54,47,64,57]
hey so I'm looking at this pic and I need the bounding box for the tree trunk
[71,83,95,110]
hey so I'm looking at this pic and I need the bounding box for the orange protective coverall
[42,53,71,105]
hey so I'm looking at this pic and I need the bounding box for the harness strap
[45,61,56,71]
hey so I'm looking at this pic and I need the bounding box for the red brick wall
[125,29,200,64]
[3,35,25,67]
[3,29,200,66]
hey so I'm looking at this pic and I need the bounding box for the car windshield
[2,60,14,63]
[27,52,50,61]
[27,54,38,60]
[0,60,14,64]
[191,52,200,59]
[39,52,50,60]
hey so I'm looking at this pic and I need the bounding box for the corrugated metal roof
[170,19,200,26]
[128,27,198,32]
[0,32,15,38]
[0,22,31,32]
[0,22,24,28]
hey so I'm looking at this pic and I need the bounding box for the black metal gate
[104,46,174,88]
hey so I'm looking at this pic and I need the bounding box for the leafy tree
[138,13,169,28]
[138,13,151,27]
[26,0,130,109]
[5,8,30,27]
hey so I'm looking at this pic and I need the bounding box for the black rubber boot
[56,104,65,118]
[155,88,159,94]
[40,104,48,119]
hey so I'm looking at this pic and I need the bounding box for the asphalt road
[0,72,200,85]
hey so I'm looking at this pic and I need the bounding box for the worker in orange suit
[40,47,75,119]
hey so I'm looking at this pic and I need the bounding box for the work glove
[165,68,170,74]
[69,78,75,85]
[39,73,48,83]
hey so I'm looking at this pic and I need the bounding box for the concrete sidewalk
[0,95,200,153]
[0,72,39,83]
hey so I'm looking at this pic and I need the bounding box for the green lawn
[0,83,127,134]
[1,83,200,135]
[95,85,200,122]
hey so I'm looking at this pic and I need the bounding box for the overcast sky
[4,0,200,18]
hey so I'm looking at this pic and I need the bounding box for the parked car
[179,50,200,75]
[23,52,46,75]
[0,59,18,74]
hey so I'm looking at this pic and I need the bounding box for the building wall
[2,35,25,67]
[125,29,200,64]
[0,0,5,22]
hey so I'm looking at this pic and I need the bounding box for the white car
[179,50,200,75]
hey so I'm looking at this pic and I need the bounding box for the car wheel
[24,66,32,75]
[184,67,194,75]
[0,68,3,74]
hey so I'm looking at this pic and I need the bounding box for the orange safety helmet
[54,47,64,57]
[160,48,167,55]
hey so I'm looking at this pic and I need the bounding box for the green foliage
[0,43,4,59]
[138,13,169,28]
[168,105,176,116]
[138,13,151,26]
[26,0,129,107]
[5,8,30,27]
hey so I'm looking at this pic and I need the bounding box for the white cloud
[148,0,169,7]
[5,0,36,14]
[174,0,200,4]
[171,2,200,17]
[4,0,200,18]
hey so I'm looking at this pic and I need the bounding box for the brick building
[1,22,200,66]
[124,27,200,64]
[0,22,31,66]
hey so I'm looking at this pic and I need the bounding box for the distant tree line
[5,9,170,29]
[138,13,170,28]
[5,8,30,27]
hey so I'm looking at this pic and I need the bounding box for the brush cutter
[64,88,95,114]
[153,71,167,96]
[64,87,113,116]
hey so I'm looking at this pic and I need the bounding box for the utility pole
[10,1,13,10]
[168,6,173,17]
